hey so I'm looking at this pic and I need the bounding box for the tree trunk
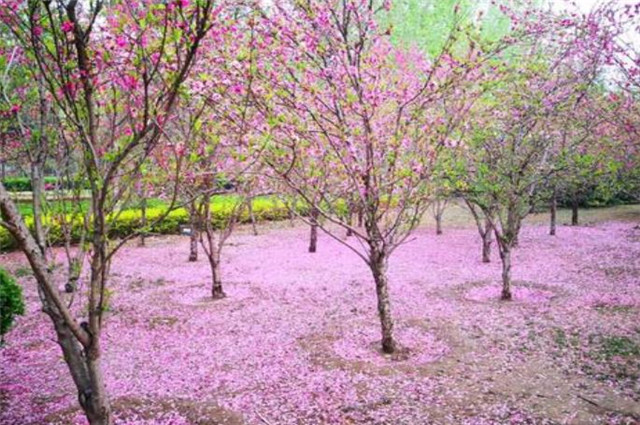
[65,257,82,293]
[247,197,258,236]
[83,345,112,425]
[209,254,225,299]
[465,200,492,263]
[188,202,198,262]
[287,198,296,227]
[309,207,319,253]
[138,196,147,247]
[201,197,226,300]
[0,139,5,180]
[370,251,396,354]
[481,219,492,263]
[86,233,112,425]
[346,204,354,237]
[571,199,579,226]
[435,213,443,235]
[189,230,198,262]
[0,182,112,425]
[31,164,47,258]
[512,221,520,248]
[499,244,512,300]
[550,187,557,236]
[433,199,446,235]
[51,318,112,425]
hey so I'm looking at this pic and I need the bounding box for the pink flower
[61,21,74,33]
[121,75,138,90]
[231,83,243,94]
[116,36,127,48]
[32,26,43,37]
[62,81,78,97]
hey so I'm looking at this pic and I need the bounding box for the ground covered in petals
[1,205,640,425]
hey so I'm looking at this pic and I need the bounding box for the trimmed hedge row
[0,197,305,252]
[1,176,90,192]
[2,177,58,192]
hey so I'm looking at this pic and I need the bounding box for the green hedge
[0,197,306,252]
[0,267,25,344]
[1,176,88,192]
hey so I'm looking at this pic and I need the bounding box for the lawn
[11,195,223,217]
[1,204,639,425]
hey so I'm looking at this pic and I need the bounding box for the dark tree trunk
[435,213,443,235]
[31,164,47,257]
[309,207,319,253]
[465,200,492,263]
[498,243,512,300]
[497,203,521,300]
[433,199,446,235]
[512,222,520,248]
[209,255,225,299]
[52,318,112,425]
[247,197,258,236]
[370,250,396,354]
[65,257,82,293]
[0,182,113,425]
[189,230,198,262]
[571,199,579,226]
[346,203,354,237]
[82,345,112,425]
[138,196,147,247]
[287,198,296,227]
[86,236,112,425]
[481,218,492,263]
[289,207,295,226]
[188,203,198,262]
[200,196,226,300]
[550,187,557,236]
[0,139,5,180]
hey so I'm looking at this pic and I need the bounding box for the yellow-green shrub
[0,197,304,252]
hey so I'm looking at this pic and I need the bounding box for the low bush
[0,267,25,345]
[2,176,89,192]
[0,196,306,251]
[2,176,59,192]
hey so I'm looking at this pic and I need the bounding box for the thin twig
[255,410,274,425]
[577,394,599,407]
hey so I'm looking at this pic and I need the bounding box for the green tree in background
[380,0,513,57]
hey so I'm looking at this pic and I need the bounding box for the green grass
[13,267,32,278]
[13,195,236,217]
[595,335,640,359]
[419,199,640,230]
[14,199,91,217]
